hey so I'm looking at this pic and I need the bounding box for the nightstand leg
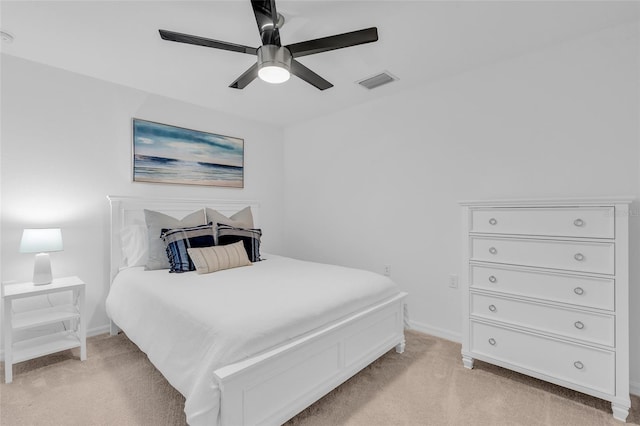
[78,287,86,361]
[4,298,13,383]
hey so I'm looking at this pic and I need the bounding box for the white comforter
[105,254,400,425]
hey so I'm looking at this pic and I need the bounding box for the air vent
[357,71,398,90]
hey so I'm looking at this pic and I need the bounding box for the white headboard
[107,195,260,283]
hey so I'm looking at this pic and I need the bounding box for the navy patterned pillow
[161,223,215,273]
[216,223,262,262]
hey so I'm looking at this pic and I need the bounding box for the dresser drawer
[471,237,614,275]
[471,207,614,239]
[471,293,614,346]
[470,321,615,395]
[470,265,614,311]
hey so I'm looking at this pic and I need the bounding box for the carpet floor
[1,330,638,425]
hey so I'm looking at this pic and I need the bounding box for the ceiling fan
[159,0,378,90]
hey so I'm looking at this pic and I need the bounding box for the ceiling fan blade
[290,60,333,91]
[251,0,281,46]
[159,29,258,55]
[286,27,378,58]
[229,63,260,89]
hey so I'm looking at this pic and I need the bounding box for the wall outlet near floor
[383,265,391,277]
[449,274,459,289]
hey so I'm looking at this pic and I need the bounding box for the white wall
[283,22,640,388]
[1,55,285,338]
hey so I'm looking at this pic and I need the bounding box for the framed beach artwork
[132,118,244,188]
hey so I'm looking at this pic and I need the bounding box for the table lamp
[19,228,63,285]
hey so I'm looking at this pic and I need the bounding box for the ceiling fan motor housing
[257,45,292,72]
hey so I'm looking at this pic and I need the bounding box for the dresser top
[459,196,635,207]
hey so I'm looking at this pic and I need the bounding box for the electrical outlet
[383,265,391,277]
[449,274,459,289]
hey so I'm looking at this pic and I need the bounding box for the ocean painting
[133,119,244,188]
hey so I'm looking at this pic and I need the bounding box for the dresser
[460,198,632,421]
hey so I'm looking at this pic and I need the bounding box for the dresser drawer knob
[489,218,497,226]
[573,287,584,295]
[488,275,497,283]
[488,338,496,346]
[574,253,585,261]
[489,247,497,255]
[574,321,585,330]
[488,304,497,312]
[573,218,585,227]
[574,361,584,370]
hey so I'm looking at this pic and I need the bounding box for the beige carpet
[1,330,638,425]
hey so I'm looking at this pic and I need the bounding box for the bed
[105,196,407,426]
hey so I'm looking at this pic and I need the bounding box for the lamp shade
[20,228,63,253]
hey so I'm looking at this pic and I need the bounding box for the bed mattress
[105,254,400,425]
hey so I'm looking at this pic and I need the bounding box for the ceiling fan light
[258,65,290,84]
[257,45,292,85]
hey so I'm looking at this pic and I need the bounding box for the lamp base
[33,252,53,285]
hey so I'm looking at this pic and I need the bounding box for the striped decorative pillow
[216,223,262,262]
[161,224,215,273]
[187,241,252,274]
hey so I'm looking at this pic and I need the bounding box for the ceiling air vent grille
[357,71,398,90]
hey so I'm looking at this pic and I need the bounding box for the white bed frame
[107,195,407,425]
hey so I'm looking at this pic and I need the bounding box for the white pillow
[120,225,148,267]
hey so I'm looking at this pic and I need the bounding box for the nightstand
[2,276,86,383]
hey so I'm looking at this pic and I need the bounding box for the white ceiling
[1,1,639,127]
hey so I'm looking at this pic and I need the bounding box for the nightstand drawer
[471,207,614,238]
[470,321,615,395]
[471,237,614,275]
[470,265,614,311]
[471,293,614,346]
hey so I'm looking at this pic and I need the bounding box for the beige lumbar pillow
[187,241,251,274]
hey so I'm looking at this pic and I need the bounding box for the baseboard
[408,320,461,343]
[0,324,111,361]
[88,324,111,337]
[631,380,640,397]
